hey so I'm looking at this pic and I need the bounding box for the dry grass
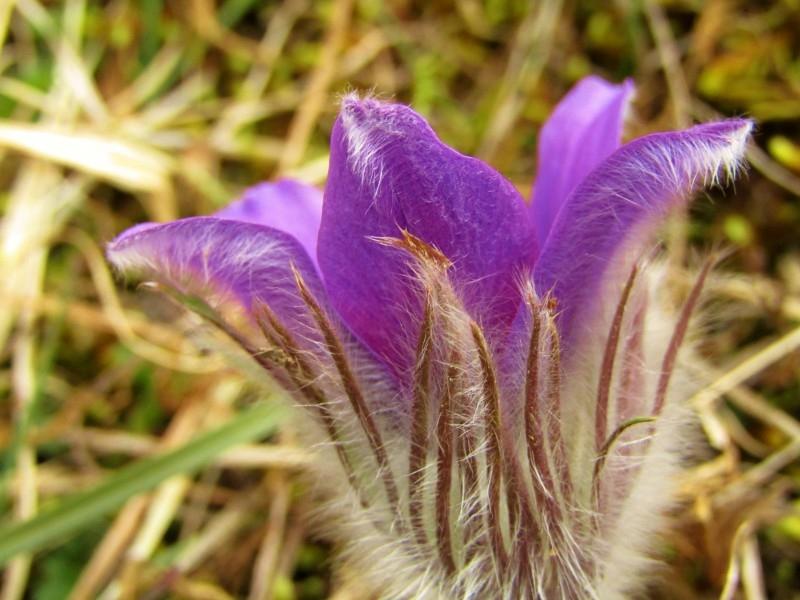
[0,1,799,598]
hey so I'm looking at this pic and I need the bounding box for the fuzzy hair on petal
[534,119,752,354]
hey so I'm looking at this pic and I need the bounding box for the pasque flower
[108,77,751,599]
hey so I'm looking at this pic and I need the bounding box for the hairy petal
[531,76,634,245]
[533,119,752,352]
[215,179,323,267]
[107,217,325,336]
[318,96,535,374]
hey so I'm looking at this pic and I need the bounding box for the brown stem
[545,312,573,508]
[292,267,402,526]
[595,263,639,453]
[470,321,508,571]
[603,291,649,522]
[455,387,482,564]
[616,292,648,424]
[435,356,458,575]
[524,295,556,511]
[252,301,364,502]
[409,295,434,548]
[653,257,714,416]
[591,416,656,512]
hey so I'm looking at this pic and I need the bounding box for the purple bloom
[108,77,751,598]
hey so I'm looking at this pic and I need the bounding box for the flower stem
[409,295,434,548]
[595,263,639,452]
[293,267,403,528]
[435,356,458,575]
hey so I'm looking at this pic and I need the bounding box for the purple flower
[108,77,751,598]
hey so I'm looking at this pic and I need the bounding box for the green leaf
[0,400,286,565]
[31,525,104,600]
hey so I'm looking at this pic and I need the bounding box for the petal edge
[531,76,635,245]
[318,96,535,374]
[533,119,752,352]
[108,217,325,338]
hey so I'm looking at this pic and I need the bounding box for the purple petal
[531,76,634,245]
[107,217,324,336]
[533,119,752,352]
[318,96,535,373]
[215,179,323,267]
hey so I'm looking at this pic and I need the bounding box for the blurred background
[1,1,799,598]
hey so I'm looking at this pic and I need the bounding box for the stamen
[292,266,402,526]
[595,263,639,452]
[409,294,434,548]
[470,321,508,571]
[435,356,458,575]
[652,257,714,416]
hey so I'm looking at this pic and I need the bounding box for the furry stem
[409,294,434,548]
[292,266,402,526]
[544,311,573,509]
[595,263,639,452]
[436,355,458,575]
[617,292,648,423]
[653,257,714,415]
[252,301,365,504]
[524,294,559,519]
[470,321,509,572]
[591,416,656,513]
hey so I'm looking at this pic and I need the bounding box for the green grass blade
[0,400,286,565]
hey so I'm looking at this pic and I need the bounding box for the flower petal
[531,76,634,245]
[107,217,324,335]
[318,96,535,373]
[215,179,323,267]
[533,119,752,352]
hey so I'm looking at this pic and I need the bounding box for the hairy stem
[470,321,508,572]
[524,295,559,521]
[591,416,656,512]
[544,312,573,509]
[595,263,639,452]
[409,295,434,548]
[293,267,402,527]
[617,292,648,423]
[435,357,458,575]
[653,257,714,415]
[252,301,364,503]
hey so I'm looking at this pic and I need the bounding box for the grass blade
[0,400,286,564]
